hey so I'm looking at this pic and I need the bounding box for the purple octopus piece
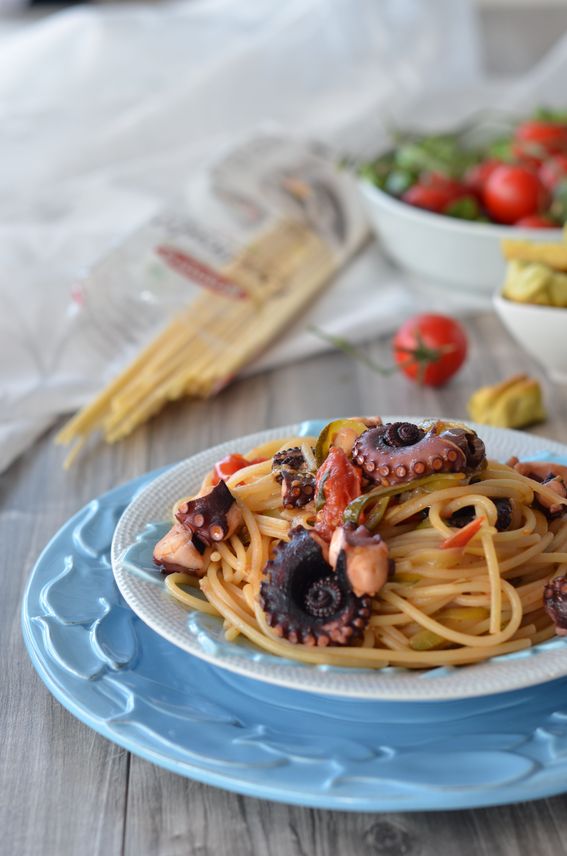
[512,461,567,519]
[544,575,567,636]
[449,498,512,532]
[260,527,371,646]
[153,523,211,577]
[272,446,307,478]
[280,470,316,509]
[176,479,242,546]
[328,524,390,597]
[352,421,486,487]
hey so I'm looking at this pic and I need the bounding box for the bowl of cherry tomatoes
[358,109,566,293]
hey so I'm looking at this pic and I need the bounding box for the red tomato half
[515,215,556,228]
[483,165,547,225]
[420,173,468,196]
[314,447,361,541]
[403,175,471,215]
[539,154,567,191]
[401,184,457,213]
[515,121,567,155]
[211,453,265,485]
[392,314,468,387]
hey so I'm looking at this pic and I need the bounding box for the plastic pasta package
[56,133,369,464]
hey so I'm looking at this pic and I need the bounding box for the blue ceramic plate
[21,466,567,810]
[111,420,567,701]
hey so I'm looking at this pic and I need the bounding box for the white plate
[112,419,567,700]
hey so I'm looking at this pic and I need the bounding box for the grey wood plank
[0,502,129,856]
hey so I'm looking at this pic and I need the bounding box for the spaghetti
[153,420,567,670]
[55,221,337,465]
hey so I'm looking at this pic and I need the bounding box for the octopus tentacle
[511,461,567,518]
[328,524,391,597]
[176,479,242,545]
[280,470,316,508]
[153,522,212,577]
[272,446,316,509]
[272,446,307,476]
[352,421,486,487]
[259,527,371,646]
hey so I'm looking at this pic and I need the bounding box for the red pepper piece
[441,515,486,549]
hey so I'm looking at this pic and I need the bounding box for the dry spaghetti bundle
[156,424,567,670]
[56,221,336,466]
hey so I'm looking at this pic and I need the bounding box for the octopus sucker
[280,470,316,509]
[272,445,317,509]
[259,527,371,646]
[352,421,486,487]
[176,479,243,545]
[272,446,308,475]
[155,480,243,576]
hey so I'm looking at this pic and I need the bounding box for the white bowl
[493,293,567,384]
[358,179,564,295]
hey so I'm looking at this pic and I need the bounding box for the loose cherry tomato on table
[483,164,547,225]
[539,154,567,191]
[392,314,468,387]
[211,453,265,485]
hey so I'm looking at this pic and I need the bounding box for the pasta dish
[152,418,567,669]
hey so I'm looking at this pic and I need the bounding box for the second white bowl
[493,293,567,384]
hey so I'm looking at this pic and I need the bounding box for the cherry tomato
[402,184,457,213]
[314,447,361,541]
[515,215,556,229]
[211,453,265,485]
[514,121,567,155]
[539,154,567,191]
[511,142,545,171]
[402,174,471,214]
[392,314,468,387]
[483,165,547,225]
[464,159,502,197]
[420,172,468,195]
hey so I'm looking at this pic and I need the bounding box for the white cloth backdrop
[0,0,564,471]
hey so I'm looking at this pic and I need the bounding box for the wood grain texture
[4,9,567,855]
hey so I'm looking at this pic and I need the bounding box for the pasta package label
[72,132,369,377]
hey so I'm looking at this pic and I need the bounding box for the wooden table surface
[4,7,567,856]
